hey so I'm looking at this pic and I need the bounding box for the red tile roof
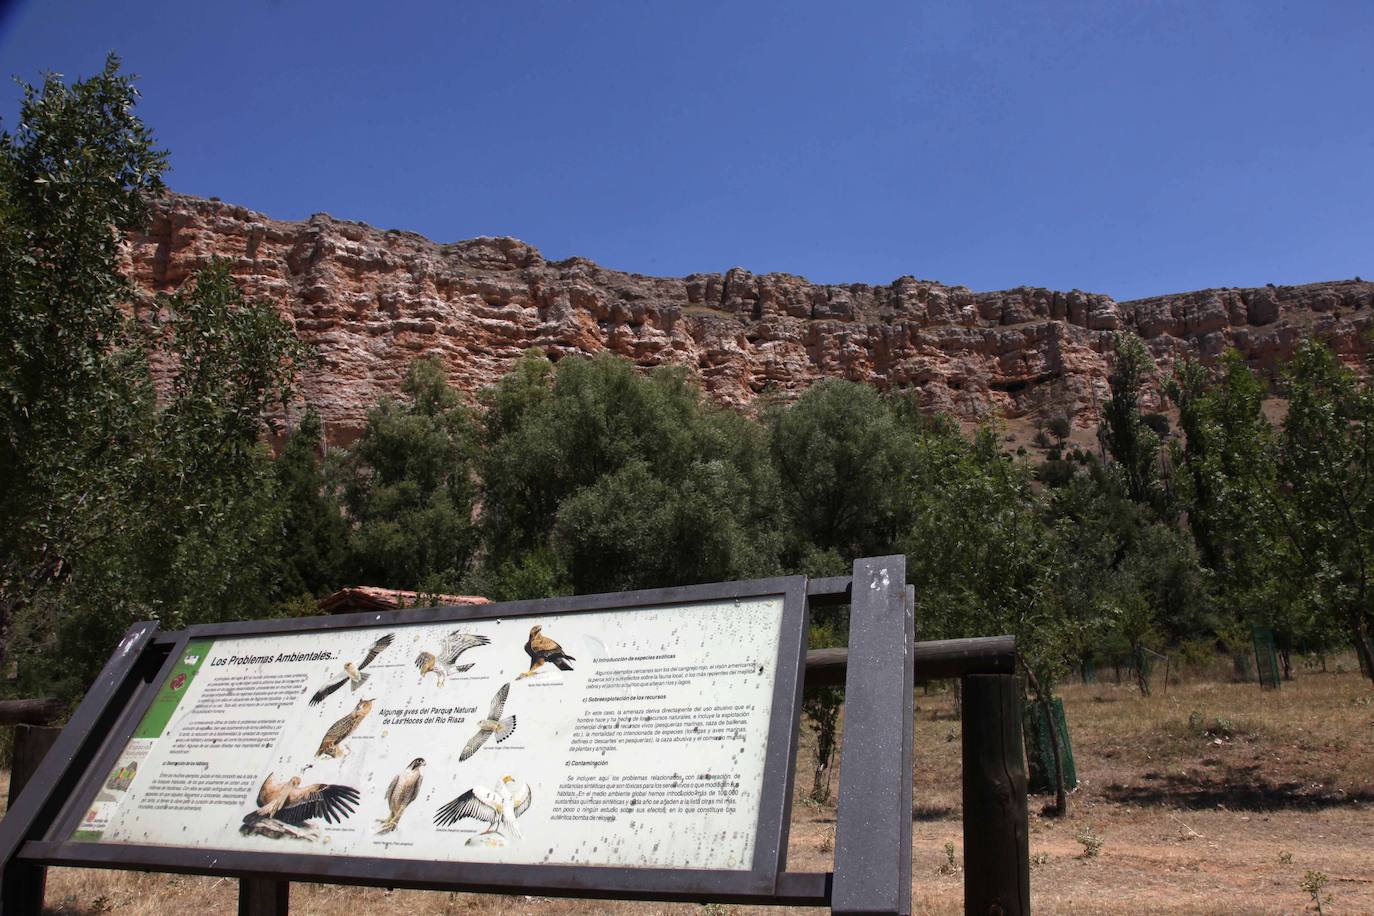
[317,586,489,615]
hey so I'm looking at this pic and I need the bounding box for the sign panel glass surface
[73,596,786,871]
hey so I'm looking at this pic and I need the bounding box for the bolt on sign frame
[0,555,913,915]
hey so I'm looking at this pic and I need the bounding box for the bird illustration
[459,683,516,761]
[376,757,425,834]
[415,630,491,686]
[434,775,532,840]
[518,625,575,678]
[240,771,360,840]
[239,818,318,841]
[315,696,374,758]
[309,633,395,706]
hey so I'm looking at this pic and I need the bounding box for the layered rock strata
[123,194,1374,441]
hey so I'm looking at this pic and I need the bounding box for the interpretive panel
[72,596,786,871]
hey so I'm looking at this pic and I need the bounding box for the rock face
[124,193,1374,442]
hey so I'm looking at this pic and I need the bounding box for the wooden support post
[7,725,62,810]
[961,674,1030,916]
[2,724,61,915]
[238,877,289,915]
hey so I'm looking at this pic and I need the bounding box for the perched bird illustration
[434,775,532,840]
[459,683,516,761]
[376,757,425,834]
[239,818,318,840]
[315,697,374,758]
[415,630,491,686]
[240,771,360,840]
[518,625,575,678]
[309,633,395,705]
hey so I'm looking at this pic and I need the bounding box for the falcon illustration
[309,633,395,706]
[315,696,374,759]
[415,630,491,686]
[459,683,516,761]
[434,774,532,840]
[376,757,425,834]
[518,625,575,678]
[240,771,360,840]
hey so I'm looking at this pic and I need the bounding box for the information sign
[71,594,791,872]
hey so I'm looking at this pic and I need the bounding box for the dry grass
[12,664,1374,914]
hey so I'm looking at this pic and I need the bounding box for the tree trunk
[1353,626,1374,685]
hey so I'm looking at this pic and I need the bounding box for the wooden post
[8,725,62,809]
[238,877,289,915]
[3,724,61,914]
[962,674,1030,916]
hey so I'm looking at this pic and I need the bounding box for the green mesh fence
[1024,695,1077,795]
[1252,626,1281,690]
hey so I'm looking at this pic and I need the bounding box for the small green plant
[1188,710,1204,731]
[91,896,115,914]
[1075,826,1104,858]
[1031,851,1050,866]
[1300,870,1329,914]
[701,903,729,916]
[818,826,835,854]
[1279,851,1293,864]
[1206,716,1235,739]
[937,841,959,875]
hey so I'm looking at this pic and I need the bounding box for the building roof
[317,586,490,615]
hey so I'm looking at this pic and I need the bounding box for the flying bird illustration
[459,683,516,761]
[309,633,395,705]
[434,774,532,841]
[415,630,491,686]
[518,625,575,678]
[240,771,360,840]
[376,757,425,834]
[315,697,374,759]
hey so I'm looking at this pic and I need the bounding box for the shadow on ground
[1103,764,1374,811]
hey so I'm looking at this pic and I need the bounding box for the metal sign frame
[0,556,914,914]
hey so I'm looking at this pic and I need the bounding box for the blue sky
[2,0,1371,300]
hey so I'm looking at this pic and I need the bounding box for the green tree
[478,352,780,597]
[1169,353,1297,669]
[1276,341,1374,681]
[1101,333,1161,505]
[273,410,349,598]
[0,55,166,667]
[11,262,312,696]
[342,358,480,591]
[770,380,911,563]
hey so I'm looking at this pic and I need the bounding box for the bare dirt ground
[6,663,1372,915]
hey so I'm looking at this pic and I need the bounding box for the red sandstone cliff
[123,193,1374,441]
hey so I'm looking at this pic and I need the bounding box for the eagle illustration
[240,772,360,840]
[434,774,531,841]
[376,757,425,834]
[459,683,516,761]
[309,633,394,705]
[415,630,491,686]
[518,625,575,678]
[315,696,373,758]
